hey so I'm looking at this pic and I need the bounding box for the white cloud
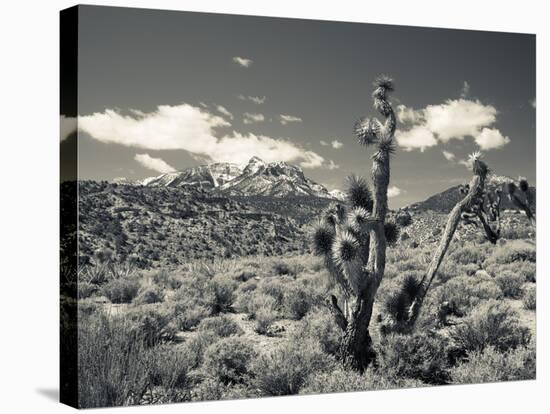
[243,112,265,124]
[78,104,325,169]
[395,98,509,152]
[424,99,497,142]
[232,56,253,68]
[395,125,437,152]
[60,115,77,142]
[474,127,510,150]
[331,140,344,149]
[134,153,176,174]
[327,160,340,170]
[396,104,422,124]
[320,140,329,146]
[442,150,455,161]
[387,186,402,198]
[216,105,233,120]
[299,151,325,169]
[460,81,470,99]
[239,95,266,104]
[280,114,303,125]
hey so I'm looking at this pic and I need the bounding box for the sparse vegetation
[71,75,536,407]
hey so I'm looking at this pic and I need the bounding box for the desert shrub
[228,266,257,282]
[283,283,313,320]
[211,275,238,313]
[495,271,525,298]
[450,245,487,265]
[78,314,151,408]
[301,367,423,395]
[190,378,259,402]
[134,286,164,305]
[272,260,294,276]
[254,307,277,335]
[152,270,182,290]
[451,300,531,354]
[78,282,97,299]
[252,340,336,395]
[146,345,194,402]
[500,225,533,240]
[487,261,536,283]
[450,345,535,384]
[289,308,341,355]
[523,285,536,311]
[172,274,216,330]
[259,278,287,306]
[126,304,176,347]
[202,337,257,384]
[183,331,219,369]
[100,277,140,303]
[377,332,451,384]
[433,274,502,314]
[395,210,412,227]
[197,315,243,338]
[488,240,536,264]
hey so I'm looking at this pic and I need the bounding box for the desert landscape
[60,81,536,407]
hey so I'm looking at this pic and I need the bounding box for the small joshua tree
[312,76,535,371]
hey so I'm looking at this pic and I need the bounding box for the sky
[61,5,536,208]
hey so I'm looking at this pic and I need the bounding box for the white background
[0,0,547,412]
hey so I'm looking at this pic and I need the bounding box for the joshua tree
[312,75,397,371]
[312,76,535,371]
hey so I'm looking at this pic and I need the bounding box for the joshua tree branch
[328,294,348,331]
[407,170,486,327]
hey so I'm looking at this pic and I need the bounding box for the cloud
[327,160,340,170]
[60,115,77,142]
[331,140,344,149]
[396,98,509,152]
[395,125,438,152]
[320,140,329,146]
[387,186,402,198]
[280,114,303,125]
[239,95,266,104]
[460,81,470,99]
[396,105,422,124]
[216,105,234,120]
[134,153,176,174]
[424,99,497,142]
[442,150,455,161]
[78,103,326,169]
[473,127,510,150]
[232,56,253,68]
[243,112,265,124]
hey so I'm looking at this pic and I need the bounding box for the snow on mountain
[142,163,242,189]
[329,189,347,201]
[141,157,339,199]
[218,157,333,198]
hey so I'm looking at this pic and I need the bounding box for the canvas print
[60,5,536,409]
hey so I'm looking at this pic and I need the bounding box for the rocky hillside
[408,174,536,213]
[77,180,333,268]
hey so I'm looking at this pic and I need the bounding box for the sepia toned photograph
[60,5,536,409]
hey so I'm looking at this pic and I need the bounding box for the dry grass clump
[450,345,535,384]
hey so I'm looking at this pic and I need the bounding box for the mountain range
[138,156,336,199]
[408,174,536,213]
